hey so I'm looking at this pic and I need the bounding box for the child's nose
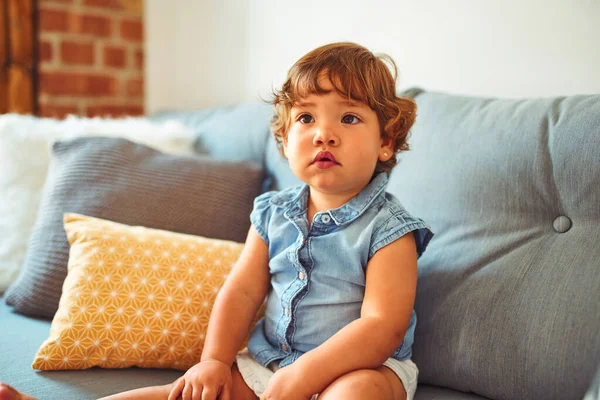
[313,126,339,147]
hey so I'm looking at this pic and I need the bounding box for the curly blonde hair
[270,42,416,175]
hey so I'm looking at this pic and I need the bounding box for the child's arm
[201,226,271,365]
[280,232,418,395]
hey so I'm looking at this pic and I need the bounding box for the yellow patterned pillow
[33,213,259,371]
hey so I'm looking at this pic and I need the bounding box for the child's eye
[341,114,360,124]
[298,114,314,124]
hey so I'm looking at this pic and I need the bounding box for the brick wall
[38,0,144,118]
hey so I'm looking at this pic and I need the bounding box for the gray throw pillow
[5,137,264,319]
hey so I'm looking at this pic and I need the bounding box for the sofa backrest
[390,92,600,400]
[153,91,600,400]
[153,103,301,191]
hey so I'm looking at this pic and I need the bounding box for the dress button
[553,216,572,233]
[281,344,288,352]
[321,214,331,224]
[284,308,290,317]
[299,272,306,280]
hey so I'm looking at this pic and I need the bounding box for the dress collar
[269,173,389,226]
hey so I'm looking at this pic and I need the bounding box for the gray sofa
[1,90,598,399]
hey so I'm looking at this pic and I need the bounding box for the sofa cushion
[584,366,600,400]
[414,386,491,400]
[0,114,193,294]
[152,103,273,166]
[0,300,182,399]
[388,92,600,400]
[5,137,263,319]
[0,301,489,400]
[33,214,260,371]
[151,103,304,191]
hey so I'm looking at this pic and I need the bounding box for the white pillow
[0,114,194,293]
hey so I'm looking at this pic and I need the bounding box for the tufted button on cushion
[553,216,572,233]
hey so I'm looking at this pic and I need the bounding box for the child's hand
[168,359,232,400]
[260,364,314,400]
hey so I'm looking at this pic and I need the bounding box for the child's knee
[319,369,397,400]
[0,384,14,400]
[0,383,34,400]
[161,381,177,398]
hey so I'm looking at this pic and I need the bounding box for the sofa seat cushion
[415,385,491,400]
[0,301,487,399]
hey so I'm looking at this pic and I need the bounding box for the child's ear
[379,137,394,162]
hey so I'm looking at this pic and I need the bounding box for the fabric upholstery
[0,114,193,294]
[33,214,258,371]
[0,300,485,399]
[124,93,599,399]
[152,103,273,166]
[5,137,263,319]
[414,386,491,400]
[388,92,600,400]
[0,301,182,399]
[151,102,303,190]
[584,366,600,400]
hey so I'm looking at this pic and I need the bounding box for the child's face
[283,75,394,197]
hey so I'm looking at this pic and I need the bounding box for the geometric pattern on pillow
[33,213,260,371]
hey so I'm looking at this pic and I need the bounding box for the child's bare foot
[0,383,37,400]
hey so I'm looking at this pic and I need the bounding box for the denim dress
[247,173,434,368]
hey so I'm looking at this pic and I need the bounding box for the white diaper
[235,349,418,399]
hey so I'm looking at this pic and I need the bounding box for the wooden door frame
[0,0,38,115]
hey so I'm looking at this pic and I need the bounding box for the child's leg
[0,383,38,400]
[0,364,257,400]
[0,381,173,400]
[98,382,174,400]
[231,363,259,400]
[318,366,407,400]
[99,364,257,400]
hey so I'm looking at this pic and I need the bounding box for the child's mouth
[314,160,337,169]
[312,151,340,169]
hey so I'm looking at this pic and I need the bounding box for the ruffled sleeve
[369,209,434,260]
[249,191,276,245]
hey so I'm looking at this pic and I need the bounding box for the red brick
[39,72,119,97]
[39,9,69,32]
[134,49,143,69]
[39,9,111,37]
[86,104,144,117]
[84,0,142,12]
[126,78,143,97]
[38,104,80,118]
[39,40,53,62]
[120,19,143,42]
[60,41,95,65]
[83,0,123,10]
[104,46,126,68]
[80,15,112,37]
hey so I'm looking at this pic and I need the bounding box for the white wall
[145,0,600,113]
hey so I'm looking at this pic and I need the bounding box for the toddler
[0,42,433,400]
